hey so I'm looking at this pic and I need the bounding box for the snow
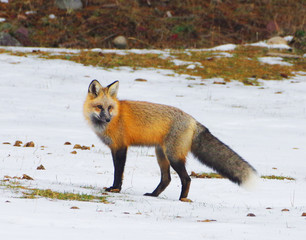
[213,52,233,58]
[171,59,202,70]
[284,36,294,42]
[258,57,293,66]
[0,47,306,239]
[25,11,37,15]
[187,43,237,52]
[246,36,295,50]
[249,41,291,49]
[49,14,56,19]
[210,43,237,51]
[0,18,5,22]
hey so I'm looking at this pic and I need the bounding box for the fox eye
[96,105,103,110]
[108,106,113,111]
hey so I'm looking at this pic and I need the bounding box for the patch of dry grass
[1,178,110,203]
[1,46,304,85]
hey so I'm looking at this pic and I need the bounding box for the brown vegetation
[0,0,305,49]
[2,45,305,84]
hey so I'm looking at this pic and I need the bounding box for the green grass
[190,171,225,179]
[261,175,295,181]
[190,172,295,181]
[1,179,111,203]
[23,188,110,203]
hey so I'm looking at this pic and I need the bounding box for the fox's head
[83,80,119,131]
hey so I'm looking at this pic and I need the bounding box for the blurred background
[0,0,305,50]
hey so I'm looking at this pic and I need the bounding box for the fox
[83,80,258,201]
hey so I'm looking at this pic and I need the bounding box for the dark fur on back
[191,123,256,185]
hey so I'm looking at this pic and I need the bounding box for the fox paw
[144,193,157,197]
[104,187,121,193]
[180,198,193,203]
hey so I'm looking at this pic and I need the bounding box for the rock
[55,0,83,10]
[213,81,226,85]
[267,36,287,45]
[197,219,217,222]
[15,27,32,46]
[70,206,79,209]
[22,174,34,180]
[16,27,29,38]
[13,140,23,147]
[73,144,82,149]
[113,36,128,49]
[281,208,290,212]
[247,213,256,217]
[135,78,148,82]
[23,141,35,147]
[36,164,46,170]
[73,144,90,150]
[0,32,22,46]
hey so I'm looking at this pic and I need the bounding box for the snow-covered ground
[0,46,305,239]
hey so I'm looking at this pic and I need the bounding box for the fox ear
[88,80,102,97]
[107,81,119,97]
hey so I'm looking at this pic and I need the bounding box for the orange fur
[85,99,176,149]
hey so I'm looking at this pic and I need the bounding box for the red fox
[83,80,258,201]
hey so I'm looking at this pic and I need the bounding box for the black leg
[169,159,191,201]
[144,146,171,197]
[105,147,127,192]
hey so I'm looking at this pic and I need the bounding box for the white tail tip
[241,170,259,191]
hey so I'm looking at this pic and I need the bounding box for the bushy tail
[191,123,258,189]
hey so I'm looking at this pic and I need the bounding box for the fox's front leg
[105,147,127,192]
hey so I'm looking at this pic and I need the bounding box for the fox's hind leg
[144,145,171,197]
[164,138,192,202]
[168,157,191,202]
